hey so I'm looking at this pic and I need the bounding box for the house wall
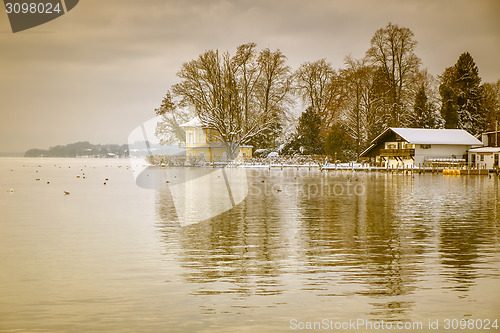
[186,146,252,162]
[484,132,500,147]
[184,126,252,162]
[468,151,500,169]
[186,147,211,159]
[384,142,414,149]
[363,132,401,158]
[382,141,415,168]
[413,144,470,166]
[185,127,207,147]
[380,144,469,168]
[239,147,252,160]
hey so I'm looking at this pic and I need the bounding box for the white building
[361,128,483,167]
[467,129,500,169]
[468,147,500,169]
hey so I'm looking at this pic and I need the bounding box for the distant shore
[0,152,24,157]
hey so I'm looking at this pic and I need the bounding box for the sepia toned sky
[1,0,499,153]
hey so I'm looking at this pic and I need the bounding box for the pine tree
[295,107,324,154]
[439,65,459,128]
[410,85,442,128]
[412,86,428,127]
[439,52,486,134]
[455,52,486,133]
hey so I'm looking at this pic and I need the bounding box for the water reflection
[155,169,500,319]
[436,177,499,294]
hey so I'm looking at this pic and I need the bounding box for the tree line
[25,142,128,158]
[156,22,500,161]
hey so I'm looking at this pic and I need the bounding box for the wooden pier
[240,163,495,175]
[320,163,493,175]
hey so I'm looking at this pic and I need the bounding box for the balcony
[380,148,415,157]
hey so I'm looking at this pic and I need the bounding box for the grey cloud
[0,0,499,153]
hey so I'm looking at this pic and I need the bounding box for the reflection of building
[361,128,482,167]
[180,116,252,162]
[468,130,500,169]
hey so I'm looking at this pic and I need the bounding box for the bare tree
[294,59,345,133]
[254,48,293,147]
[366,23,421,127]
[233,43,260,129]
[171,44,292,159]
[155,90,189,144]
[340,56,375,157]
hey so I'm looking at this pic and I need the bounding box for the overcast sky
[1,0,499,153]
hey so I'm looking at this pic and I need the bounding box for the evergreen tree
[439,52,486,134]
[412,86,428,126]
[439,66,459,128]
[410,85,442,128]
[295,107,324,154]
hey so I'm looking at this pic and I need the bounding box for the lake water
[1,158,499,332]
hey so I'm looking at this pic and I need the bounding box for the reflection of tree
[362,176,419,299]
[437,177,496,293]
[293,174,420,318]
[391,176,497,296]
[153,170,499,318]
[155,176,288,297]
[439,220,480,292]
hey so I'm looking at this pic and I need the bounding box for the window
[494,154,499,168]
[420,144,431,149]
[188,131,193,144]
[200,152,204,158]
[199,130,206,143]
[480,155,484,162]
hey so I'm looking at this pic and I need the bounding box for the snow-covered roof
[179,116,202,128]
[389,128,482,145]
[361,127,483,157]
[468,147,500,153]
